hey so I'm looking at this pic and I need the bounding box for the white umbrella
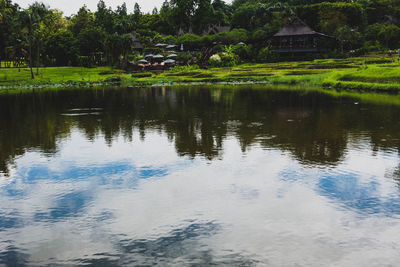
[138,59,149,64]
[166,45,177,49]
[153,54,164,59]
[237,42,246,45]
[163,59,176,64]
[155,43,167,47]
[144,54,153,58]
[167,53,178,58]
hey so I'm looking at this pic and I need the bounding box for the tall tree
[69,5,94,36]
[28,2,49,75]
[192,0,215,34]
[95,0,114,34]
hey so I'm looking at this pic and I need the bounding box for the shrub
[78,56,90,67]
[257,47,279,63]
[214,29,249,45]
[169,65,200,73]
[208,54,222,67]
[232,44,251,61]
[176,53,193,64]
[208,52,239,67]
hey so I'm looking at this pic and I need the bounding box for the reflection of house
[271,19,336,53]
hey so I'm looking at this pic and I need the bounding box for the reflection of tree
[0,92,73,175]
[1,86,400,175]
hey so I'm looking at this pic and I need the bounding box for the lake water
[1,86,400,266]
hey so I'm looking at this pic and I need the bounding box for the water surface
[1,86,400,266]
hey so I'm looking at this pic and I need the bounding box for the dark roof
[203,25,231,35]
[274,19,318,37]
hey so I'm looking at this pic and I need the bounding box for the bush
[214,28,249,45]
[177,34,204,50]
[169,65,200,73]
[232,45,251,61]
[365,23,400,49]
[208,52,239,67]
[176,53,193,64]
[257,47,279,63]
[78,56,90,67]
[363,41,385,53]
[208,54,222,67]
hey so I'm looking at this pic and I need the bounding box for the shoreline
[1,56,399,93]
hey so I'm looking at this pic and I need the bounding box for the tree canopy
[1,0,400,70]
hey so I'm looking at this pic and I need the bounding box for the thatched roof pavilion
[271,18,336,53]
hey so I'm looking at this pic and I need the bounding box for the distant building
[271,18,336,53]
[203,25,231,35]
[177,24,231,36]
[130,34,143,51]
[178,27,193,36]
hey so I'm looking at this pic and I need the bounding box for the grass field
[323,63,400,91]
[1,55,399,92]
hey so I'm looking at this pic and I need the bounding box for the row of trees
[1,0,400,74]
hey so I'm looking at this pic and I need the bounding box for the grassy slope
[323,63,400,91]
[0,55,398,92]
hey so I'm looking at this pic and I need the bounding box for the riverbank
[1,55,399,92]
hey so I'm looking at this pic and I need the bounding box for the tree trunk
[29,42,34,79]
[36,41,40,75]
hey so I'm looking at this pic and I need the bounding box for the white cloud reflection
[1,129,400,265]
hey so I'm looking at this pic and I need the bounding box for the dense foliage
[1,0,400,74]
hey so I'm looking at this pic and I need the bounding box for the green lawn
[323,63,400,91]
[1,55,399,92]
[0,66,129,85]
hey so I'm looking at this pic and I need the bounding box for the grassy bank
[1,55,398,92]
[323,63,400,91]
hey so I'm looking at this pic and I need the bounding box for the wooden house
[271,19,336,53]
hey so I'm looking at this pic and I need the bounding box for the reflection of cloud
[1,161,172,225]
[1,131,400,265]
[16,162,169,185]
[318,172,400,216]
[117,222,220,265]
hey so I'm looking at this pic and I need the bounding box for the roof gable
[274,19,317,37]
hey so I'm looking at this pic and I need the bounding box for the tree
[69,5,94,36]
[95,0,114,34]
[44,30,78,65]
[105,33,133,65]
[27,2,50,75]
[364,23,400,49]
[212,0,231,25]
[378,24,400,48]
[192,0,215,34]
[78,27,106,66]
[170,0,196,31]
[334,25,362,51]
[0,0,21,68]
[19,5,45,79]
[133,2,142,28]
